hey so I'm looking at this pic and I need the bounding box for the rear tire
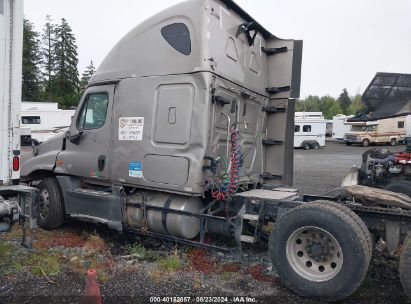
[384,181,411,198]
[389,138,397,146]
[38,177,65,229]
[312,142,320,150]
[362,139,370,147]
[400,235,411,299]
[269,202,370,301]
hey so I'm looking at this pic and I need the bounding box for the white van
[294,112,326,149]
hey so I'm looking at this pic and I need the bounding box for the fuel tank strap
[161,197,173,235]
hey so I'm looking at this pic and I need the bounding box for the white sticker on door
[119,117,144,141]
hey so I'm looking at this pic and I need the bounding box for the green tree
[80,60,96,93]
[348,94,365,115]
[318,95,342,119]
[22,19,43,101]
[52,18,80,108]
[41,15,57,102]
[337,88,352,115]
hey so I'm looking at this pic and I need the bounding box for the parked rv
[294,112,326,149]
[21,102,75,144]
[344,115,408,147]
[332,114,352,140]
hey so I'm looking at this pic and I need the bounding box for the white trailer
[0,0,37,239]
[294,112,326,149]
[21,102,74,144]
[332,114,352,140]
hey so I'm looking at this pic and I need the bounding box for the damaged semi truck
[20,0,411,301]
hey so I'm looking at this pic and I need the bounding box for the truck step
[242,213,259,221]
[72,188,112,197]
[240,235,256,243]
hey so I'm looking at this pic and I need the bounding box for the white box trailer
[332,114,352,140]
[0,0,23,184]
[294,112,326,149]
[0,0,37,239]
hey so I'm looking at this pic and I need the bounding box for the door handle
[98,155,106,172]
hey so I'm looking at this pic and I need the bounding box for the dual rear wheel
[269,201,372,302]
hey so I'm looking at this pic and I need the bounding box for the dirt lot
[1,142,409,303]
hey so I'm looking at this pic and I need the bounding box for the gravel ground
[293,140,404,195]
[2,142,408,304]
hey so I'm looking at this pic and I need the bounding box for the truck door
[57,84,115,180]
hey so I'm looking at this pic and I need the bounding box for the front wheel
[38,177,65,229]
[269,202,371,302]
[362,139,370,147]
[302,143,311,150]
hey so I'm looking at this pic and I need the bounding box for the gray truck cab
[22,0,302,230]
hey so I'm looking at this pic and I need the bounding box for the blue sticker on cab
[129,161,142,178]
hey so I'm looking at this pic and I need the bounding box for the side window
[0,0,3,15]
[22,116,41,124]
[398,121,405,129]
[77,93,109,130]
[294,125,300,133]
[161,23,191,55]
[303,125,312,132]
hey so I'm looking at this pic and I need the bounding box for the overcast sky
[24,0,411,98]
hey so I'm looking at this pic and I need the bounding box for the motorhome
[344,115,408,147]
[332,114,352,140]
[20,102,75,144]
[294,112,326,149]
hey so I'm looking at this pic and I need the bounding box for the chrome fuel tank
[125,191,203,239]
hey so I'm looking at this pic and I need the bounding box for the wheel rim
[39,188,50,220]
[286,226,344,282]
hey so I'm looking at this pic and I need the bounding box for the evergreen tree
[337,88,352,115]
[80,60,96,93]
[53,18,80,108]
[22,19,43,101]
[41,15,57,102]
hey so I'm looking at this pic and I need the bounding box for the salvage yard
[1,141,409,303]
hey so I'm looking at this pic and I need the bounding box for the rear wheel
[400,235,411,298]
[384,181,411,198]
[312,142,320,150]
[389,138,397,146]
[269,202,371,301]
[38,177,65,229]
[362,139,370,147]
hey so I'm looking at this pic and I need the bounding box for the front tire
[269,202,371,301]
[362,139,370,147]
[302,142,311,150]
[38,177,65,229]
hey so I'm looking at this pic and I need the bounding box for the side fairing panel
[109,73,211,195]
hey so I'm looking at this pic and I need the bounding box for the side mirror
[68,131,84,145]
